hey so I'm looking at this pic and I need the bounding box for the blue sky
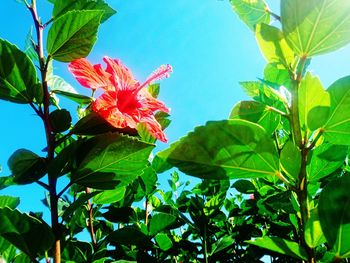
[1,0,350,218]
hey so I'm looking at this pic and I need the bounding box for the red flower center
[116,89,141,114]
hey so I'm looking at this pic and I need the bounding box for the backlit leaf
[305,208,326,248]
[281,0,350,57]
[155,120,280,180]
[47,10,104,62]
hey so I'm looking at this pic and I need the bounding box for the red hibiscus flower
[68,56,172,142]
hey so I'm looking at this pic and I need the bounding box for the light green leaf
[155,120,280,180]
[0,196,20,209]
[247,236,307,260]
[47,10,104,62]
[307,143,347,182]
[280,140,301,180]
[305,208,326,248]
[53,0,116,23]
[93,187,126,204]
[229,100,281,134]
[155,233,173,251]
[319,175,350,258]
[73,133,154,189]
[230,0,270,31]
[0,39,37,103]
[299,72,330,133]
[323,76,350,145]
[281,0,350,57]
[263,63,291,89]
[149,213,177,236]
[256,23,294,68]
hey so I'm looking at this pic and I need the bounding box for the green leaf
[322,76,350,145]
[229,100,281,134]
[240,81,288,112]
[211,236,234,256]
[47,10,104,62]
[263,63,291,89]
[155,120,280,180]
[149,213,177,236]
[280,141,301,180]
[148,83,160,98]
[281,0,350,57]
[53,0,116,23]
[299,72,330,133]
[256,23,294,68]
[0,176,15,190]
[72,112,121,135]
[0,196,20,209]
[72,133,154,189]
[51,90,93,105]
[107,226,153,248]
[93,186,126,204]
[0,236,16,261]
[8,149,46,184]
[247,236,307,260]
[307,143,347,182]
[155,233,173,251]
[50,109,72,133]
[229,0,270,31]
[232,180,255,194]
[305,208,326,248]
[319,175,350,257]
[0,207,54,258]
[0,39,37,103]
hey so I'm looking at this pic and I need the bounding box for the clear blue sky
[1,0,350,216]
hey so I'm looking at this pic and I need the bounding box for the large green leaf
[0,39,37,103]
[307,143,347,182]
[280,140,301,181]
[107,226,153,248]
[229,100,281,135]
[247,236,307,260]
[256,23,294,68]
[281,0,350,57]
[319,175,350,258]
[72,133,154,189]
[149,213,177,236]
[8,149,47,185]
[0,236,16,261]
[0,207,54,258]
[155,233,173,251]
[53,0,116,23]
[299,72,330,133]
[305,208,326,248]
[47,10,104,62]
[230,0,270,31]
[322,76,350,145]
[155,120,280,180]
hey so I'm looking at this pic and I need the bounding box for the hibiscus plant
[1,0,350,263]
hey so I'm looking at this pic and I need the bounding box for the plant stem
[85,187,97,249]
[28,1,61,262]
[203,223,209,263]
[289,56,315,263]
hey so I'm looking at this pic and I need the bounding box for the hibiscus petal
[68,58,110,90]
[103,56,139,91]
[142,115,168,143]
[139,90,170,113]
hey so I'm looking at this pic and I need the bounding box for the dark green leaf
[47,10,104,62]
[50,109,72,133]
[0,207,54,258]
[232,180,255,194]
[72,133,154,189]
[0,39,37,103]
[0,176,15,190]
[8,149,46,184]
[155,120,280,180]
[107,226,153,248]
[229,100,281,134]
[229,0,270,31]
[281,0,350,57]
[53,0,116,23]
[319,175,350,257]
[247,236,307,260]
[51,89,93,105]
